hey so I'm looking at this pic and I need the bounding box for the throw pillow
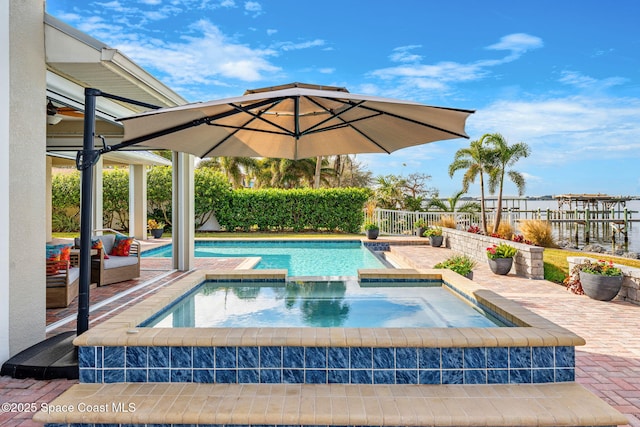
[111,235,133,256]
[46,244,61,275]
[91,238,109,259]
[56,244,72,270]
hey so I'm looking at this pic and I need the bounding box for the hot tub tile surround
[73,268,584,386]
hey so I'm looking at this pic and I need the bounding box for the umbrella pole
[76,88,100,335]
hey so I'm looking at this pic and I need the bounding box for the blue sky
[46,0,640,197]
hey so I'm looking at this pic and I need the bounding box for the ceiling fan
[47,100,84,125]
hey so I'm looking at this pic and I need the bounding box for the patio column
[129,164,147,239]
[46,156,53,241]
[172,151,194,271]
[91,157,103,232]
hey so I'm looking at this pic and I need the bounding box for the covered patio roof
[44,14,187,151]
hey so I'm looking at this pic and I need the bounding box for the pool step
[34,382,627,427]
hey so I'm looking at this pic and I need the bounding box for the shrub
[486,242,517,259]
[423,226,442,237]
[434,254,476,276]
[436,215,456,229]
[518,219,557,247]
[363,222,379,231]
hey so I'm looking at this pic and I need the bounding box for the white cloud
[244,1,263,16]
[389,45,423,63]
[266,29,277,36]
[486,33,543,54]
[559,70,627,90]
[276,39,326,51]
[318,68,335,74]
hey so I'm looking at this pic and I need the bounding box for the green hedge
[215,187,371,233]
[52,167,369,233]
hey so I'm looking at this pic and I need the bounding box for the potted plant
[363,222,379,240]
[486,242,517,275]
[575,259,623,301]
[434,254,477,280]
[148,219,165,239]
[414,219,428,238]
[423,226,443,247]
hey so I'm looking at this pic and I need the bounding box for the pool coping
[73,268,585,349]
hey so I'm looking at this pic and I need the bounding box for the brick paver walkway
[1,244,639,426]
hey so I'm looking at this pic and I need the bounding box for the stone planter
[429,235,443,247]
[416,227,427,238]
[488,257,513,275]
[365,229,379,240]
[150,228,164,239]
[579,271,623,301]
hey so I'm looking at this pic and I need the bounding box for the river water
[498,199,640,253]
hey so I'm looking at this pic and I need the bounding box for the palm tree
[427,189,480,213]
[198,156,257,188]
[483,133,531,233]
[448,138,496,233]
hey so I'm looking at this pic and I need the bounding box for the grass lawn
[544,248,640,283]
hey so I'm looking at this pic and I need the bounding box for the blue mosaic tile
[260,346,282,368]
[442,370,463,384]
[126,347,147,368]
[509,347,531,369]
[96,347,103,368]
[215,347,237,368]
[283,368,304,383]
[533,368,555,383]
[487,347,508,368]
[556,368,575,382]
[464,369,487,384]
[283,347,304,368]
[395,370,418,384]
[79,368,95,383]
[170,369,192,382]
[509,369,532,383]
[193,347,214,369]
[78,347,95,368]
[532,347,554,368]
[441,348,463,369]
[350,369,372,384]
[373,348,394,369]
[238,369,259,383]
[305,369,327,384]
[555,346,575,368]
[373,370,394,384]
[396,348,417,369]
[148,347,170,368]
[148,369,170,382]
[260,368,282,383]
[215,369,236,383]
[463,347,486,369]
[305,347,326,369]
[103,369,125,383]
[126,368,147,382]
[193,369,215,383]
[103,347,125,368]
[237,347,258,368]
[419,369,441,384]
[418,348,441,369]
[328,347,349,369]
[487,369,509,384]
[350,348,372,369]
[170,347,192,368]
[328,369,349,384]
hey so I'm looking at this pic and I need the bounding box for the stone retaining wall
[442,228,545,279]
[567,256,640,305]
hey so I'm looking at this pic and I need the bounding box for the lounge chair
[46,258,80,308]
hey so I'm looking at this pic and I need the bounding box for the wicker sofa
[74,233,141,287]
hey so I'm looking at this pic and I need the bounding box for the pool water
[143,240,385,276]
[141,280,501,328]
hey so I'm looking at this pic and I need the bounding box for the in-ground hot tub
[74,268,584,385]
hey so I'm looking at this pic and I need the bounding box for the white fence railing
[366,208,494,236]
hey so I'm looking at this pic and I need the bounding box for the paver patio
[1,242,638,426]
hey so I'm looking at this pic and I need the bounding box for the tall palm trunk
[479,173,489,234]
[314,156,322,189]
[493,177,505,234]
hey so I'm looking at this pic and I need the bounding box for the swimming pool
[141,279,502,328]
[143,240,385,276]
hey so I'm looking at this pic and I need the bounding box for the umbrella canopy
[114,82,474,159]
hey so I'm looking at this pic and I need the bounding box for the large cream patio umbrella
[111,82,474,159]
[75,83,474,336]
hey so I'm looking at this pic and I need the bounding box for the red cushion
[57,244,72,270]
[91,238,109,259]
[46,244,61,275]
[111,236,133,256]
